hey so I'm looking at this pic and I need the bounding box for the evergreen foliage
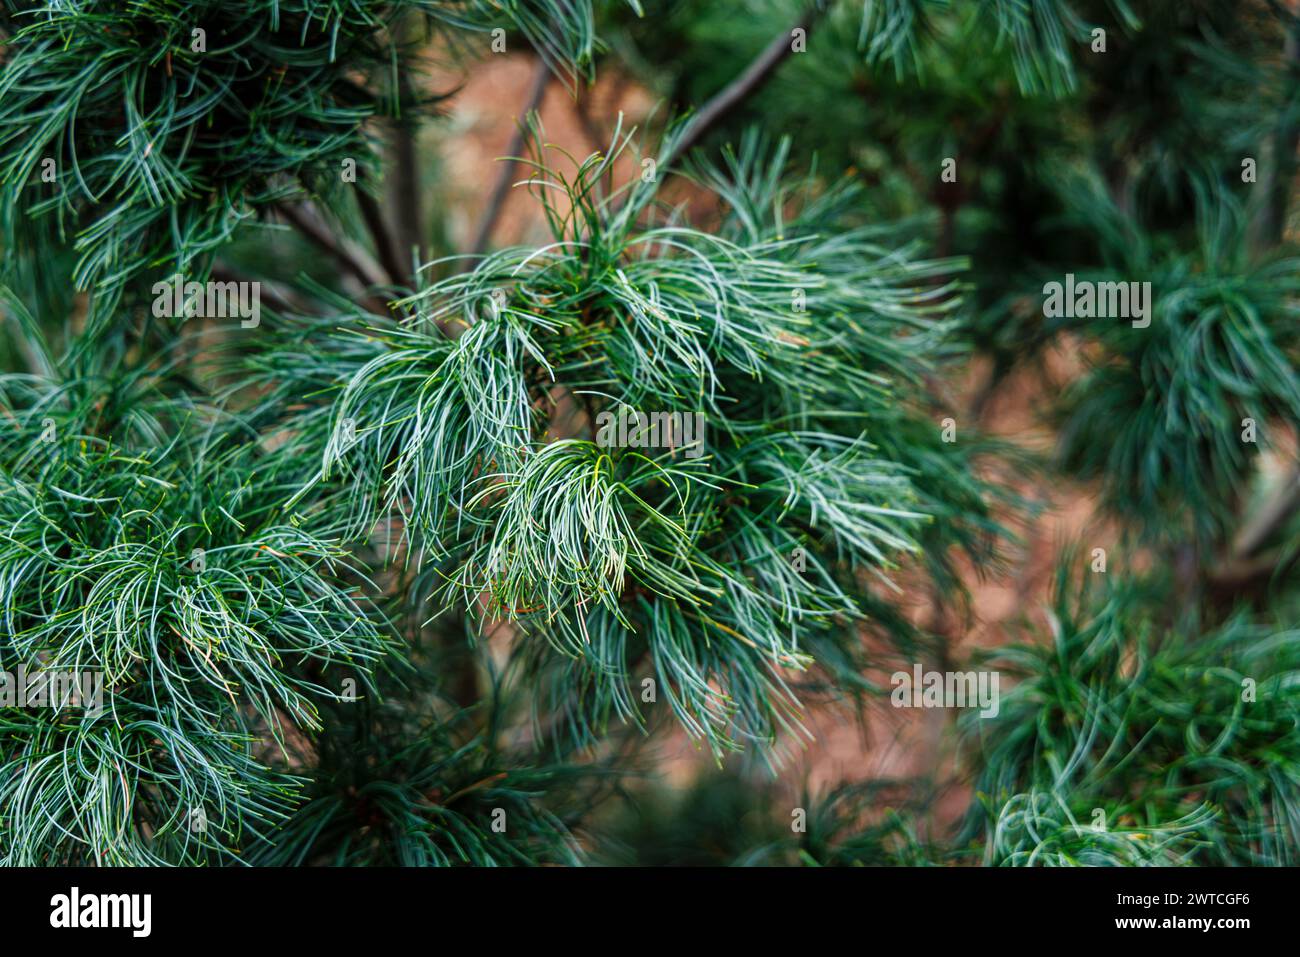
[0,0,1296,867]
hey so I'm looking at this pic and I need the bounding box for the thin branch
[465,58,551,258]
[663,2,825,168]
[573,79,611,154]
[607,3,824,224]
[1231,463,1300,560]
[1209,546,1297,590]
[275,201,389,291]
[357,189,409,288]
[1210,463,1300,587]
[212,263,299,316]
[388,67,427,277]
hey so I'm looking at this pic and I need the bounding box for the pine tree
[0,0,1296,867]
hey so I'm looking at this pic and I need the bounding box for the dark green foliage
[1051,184,1300,545]
[962,568,1300,866]
[785,779,942,866]
[596,771,789,866]
[0,0,607,296]
[2,0,392,290]
[249,676,618,866]
[600,773,942,866]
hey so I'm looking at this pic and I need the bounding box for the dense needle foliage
[0,0,1297,867]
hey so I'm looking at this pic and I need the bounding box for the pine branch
[664,2,826,166]
[211,263,299,316]
[357,189,410,288]
[1211,463,1300,587]
[274,201,393,314]
[1233,463,1300,559]
[276,202,389,290]
[466,58,552,257]
[388,67,427,275]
